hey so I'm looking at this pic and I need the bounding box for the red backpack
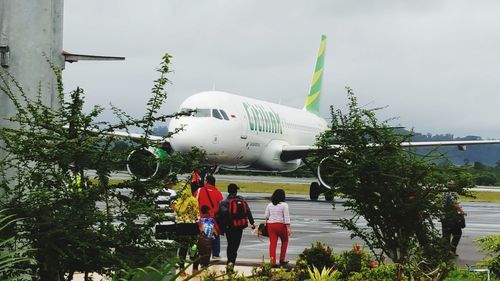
[229,197,249,228]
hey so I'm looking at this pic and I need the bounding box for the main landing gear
[302,158,334,201]
[309,182,333,201]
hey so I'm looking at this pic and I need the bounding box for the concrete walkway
[176,258,258,280]
[175,258,295,280]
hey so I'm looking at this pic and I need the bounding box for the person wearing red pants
[264,189,291,267]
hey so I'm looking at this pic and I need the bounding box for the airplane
[125,35,500,201]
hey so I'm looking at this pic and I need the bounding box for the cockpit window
[212,109,223,120]
[180,108,195,116]
[182,108,228,119]
[193,108,211,117]
[219,109,229,120]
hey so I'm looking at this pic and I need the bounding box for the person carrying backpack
[441,192,466,257]
[193,175,224,258]
[217,183,255,266]
[192,205,220,274]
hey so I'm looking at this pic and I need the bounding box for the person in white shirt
[264,189,291,266]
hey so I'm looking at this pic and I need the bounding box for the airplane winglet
[303,35,326,115]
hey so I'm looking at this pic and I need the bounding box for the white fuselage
[168,91,328,172]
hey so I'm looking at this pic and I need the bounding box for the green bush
[333,245,373,280]
[294,258,311,280]
[474,172,497,186]
[250,262,297,281]
[0,209,34,280]
[294,243,383,280]
[112,259,178,281]
[476,234,500,277]
[348,264,397,281]
[298,242,335,271]
[444,268,499,281]
[307,265,340,281]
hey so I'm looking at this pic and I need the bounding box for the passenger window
[219,110,229,120]
[212,109,223,120]
[194,108,211,117]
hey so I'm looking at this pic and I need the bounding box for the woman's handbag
[258,223,269,237]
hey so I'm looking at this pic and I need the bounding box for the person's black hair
[228,183,239,194]
[201,205,210,215]
[206,175,216,185]
[271,189,286,205]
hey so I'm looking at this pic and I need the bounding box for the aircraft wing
[66,125,165,142]
[104,130,164,142]
[280,145,334,162]
[399,140,500,147]
[280,139,500,162]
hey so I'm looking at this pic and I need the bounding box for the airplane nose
[168,117,197,153]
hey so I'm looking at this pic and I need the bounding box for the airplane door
[234,113,260,164]
[233,114,247,162]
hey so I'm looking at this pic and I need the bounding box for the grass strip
[104,178,500,202]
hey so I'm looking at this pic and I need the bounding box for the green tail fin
[304,35,326,115]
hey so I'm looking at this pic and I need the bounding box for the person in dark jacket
[217,183,256,266]
[441,192,466,257]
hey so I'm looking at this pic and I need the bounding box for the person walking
[218,183,256,267]
[170,187,199,275]
[190,169,202,195]
[441,192,466,257]
[264,189,291,266]
[192,205,220,274]
[193,175,224,258]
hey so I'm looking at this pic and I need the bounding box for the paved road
[223,193,500,267]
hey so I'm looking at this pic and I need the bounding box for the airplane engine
[255,140,301,171]
[317,156,334,190]
[126,146,171,180]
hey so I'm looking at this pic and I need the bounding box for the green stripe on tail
[304,35,326,115]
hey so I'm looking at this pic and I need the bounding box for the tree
[474,161,486,170]
[473,172,497,186]
[314,88,474,279]
[0,54,204,280]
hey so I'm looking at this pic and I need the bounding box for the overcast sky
[62,0,500,138]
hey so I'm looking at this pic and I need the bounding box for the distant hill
[409,132,500,166]
[152,126,168,137]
